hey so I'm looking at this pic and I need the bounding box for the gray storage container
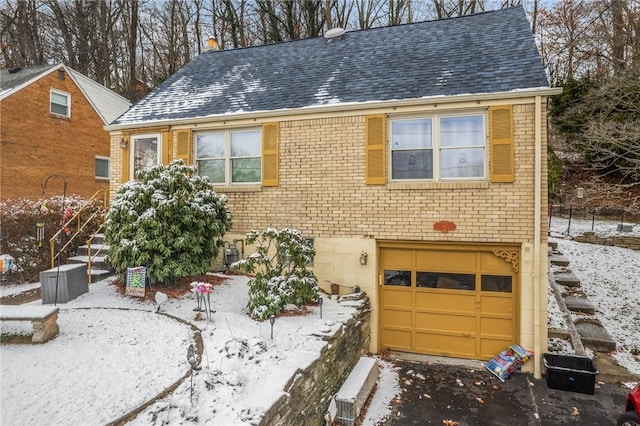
[40,264,88,304]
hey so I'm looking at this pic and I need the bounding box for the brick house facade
[107,8,561,377]
[0,64,130,202]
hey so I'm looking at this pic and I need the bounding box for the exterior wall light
[359,251,368,265]
[120,138,128,149]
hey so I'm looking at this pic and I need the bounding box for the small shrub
[232,228,318,320]
[0,196,105,283]
[105,160,232,286]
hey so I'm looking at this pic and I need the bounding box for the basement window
[50,89,70,117]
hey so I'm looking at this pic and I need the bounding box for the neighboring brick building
[0,64,130,202]
[107,7,561,377]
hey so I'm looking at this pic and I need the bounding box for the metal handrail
[49,189,108,269]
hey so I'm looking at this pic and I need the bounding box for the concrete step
[67,255,110,272]
[89,269,112,282]
[548,240,558,251]
[77,244,109,257]
[593,352,640,383]
[549,253,570,267]
[333,356,378,426]
[563,295,595,315]
[554,272,582,288]
[574,321,617,352]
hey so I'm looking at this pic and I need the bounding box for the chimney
[204,36,219,52]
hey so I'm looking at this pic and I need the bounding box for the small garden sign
[126,266,146,297]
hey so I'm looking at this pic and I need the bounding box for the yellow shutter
[121,131,130,183]
[366,114,386,185]
[175,130,192,165]
[161,130,171,165]
[262,122,279,187]
[489,105,514,183]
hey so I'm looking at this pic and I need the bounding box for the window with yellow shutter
[389,112,486,181]
[195,129,262,184]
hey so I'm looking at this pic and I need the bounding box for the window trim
[130,133,161,178]
[95,156,110,180]
[388,111,487,182]
[195,127,262,186]
[50,89,70,118]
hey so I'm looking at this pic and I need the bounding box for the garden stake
[269,315,275,339]
[318,296,323,319]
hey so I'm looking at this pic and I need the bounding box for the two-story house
[106,7,561,377]
[0,64,130,202]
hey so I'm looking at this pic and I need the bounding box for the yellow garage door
[379,243,519,360]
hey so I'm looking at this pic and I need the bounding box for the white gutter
[105,87,563,131]
[533,95,542,378]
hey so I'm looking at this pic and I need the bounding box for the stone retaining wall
[573,232,640,251]
[260,297,371,426]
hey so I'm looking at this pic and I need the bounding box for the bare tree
[0,0,45,66]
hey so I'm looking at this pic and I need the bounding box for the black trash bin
[543,353,598,395]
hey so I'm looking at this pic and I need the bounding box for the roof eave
[105,86,563,131]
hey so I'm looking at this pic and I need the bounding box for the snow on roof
[112,6,550,127]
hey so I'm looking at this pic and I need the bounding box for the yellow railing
[49,190,108,271]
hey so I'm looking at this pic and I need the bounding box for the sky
[1,215,638,425]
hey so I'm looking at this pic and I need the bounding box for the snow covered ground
[548,217,640,376]
[1,216,638,425]
[1,274,395,425]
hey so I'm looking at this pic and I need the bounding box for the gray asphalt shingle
[112,6,549,126]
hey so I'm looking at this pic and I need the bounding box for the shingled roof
[111,6,549,127]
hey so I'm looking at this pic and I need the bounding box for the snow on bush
[105,160,232,285]
[232,228,319,320]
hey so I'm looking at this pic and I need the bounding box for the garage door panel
[416,250,477,271]
[382,309,412,328]
[383,249,413,268]
[382,289,412,308]
[381,328,412,351]
[415,291,475,312]
[479,317,513,337]
[415,312,476,333]
[480,296,513,315]
[415,333,476,357]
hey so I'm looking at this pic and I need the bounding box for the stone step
[574,321,617,352]
[563,295,595,315]
[554,272,581,288]
[549,253,570,267]
[548,240,558,251]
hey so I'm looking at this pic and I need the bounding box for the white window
[131,134,160,178]
[390,113,486,181]
[95,156,109,179]
[50,89,70,117]
[196,129,261,184]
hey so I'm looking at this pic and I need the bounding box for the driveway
[379,358,629,426]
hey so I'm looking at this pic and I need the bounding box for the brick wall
[220,102,546,245]
[0,70,110,202]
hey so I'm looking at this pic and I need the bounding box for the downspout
[533,96,542,378]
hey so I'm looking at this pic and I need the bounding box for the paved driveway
[379,359,629,426]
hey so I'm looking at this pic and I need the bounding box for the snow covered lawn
[1,274,392,425]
